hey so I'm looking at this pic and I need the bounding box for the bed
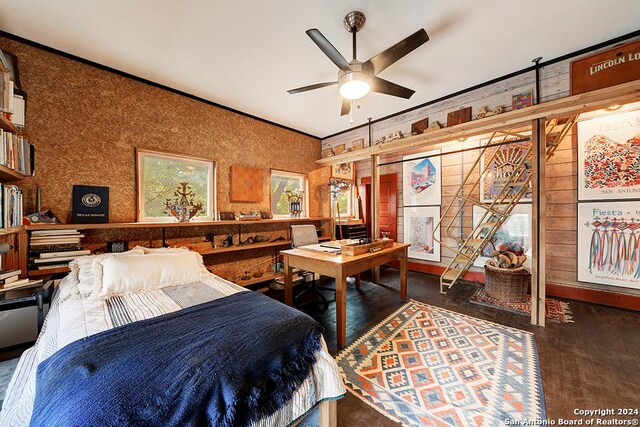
[0,247,345,426]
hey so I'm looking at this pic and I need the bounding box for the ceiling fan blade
[306,29,352,71]
[341,98,351,116]
[365,29,429,75]
[370,76,415,99]
[287,81,337,94]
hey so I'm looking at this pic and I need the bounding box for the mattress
[0,273,344,426]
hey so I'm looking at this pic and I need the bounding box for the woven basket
[484,264,531,303]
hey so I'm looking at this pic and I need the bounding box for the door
[361,174,398,241]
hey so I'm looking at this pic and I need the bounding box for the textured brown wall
[0,36,324,222]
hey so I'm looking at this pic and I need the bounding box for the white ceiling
[0,1,639,138]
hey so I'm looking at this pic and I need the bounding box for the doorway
[360,174,398,241]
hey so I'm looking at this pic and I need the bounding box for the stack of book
[0,269,43,293]
[1,184,22,229]
[29,230,89,272]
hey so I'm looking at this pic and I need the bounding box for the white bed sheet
[0,273,344,426]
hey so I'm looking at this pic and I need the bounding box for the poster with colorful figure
[402,149,441,207]
[577,202,640,289]
[577,107,640,201]
[480,138,532,203]
[472,204,532,268]
[403,206,441,262]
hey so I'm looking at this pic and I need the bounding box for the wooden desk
[281,242,410,348]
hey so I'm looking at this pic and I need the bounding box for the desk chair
[290,225,333,311]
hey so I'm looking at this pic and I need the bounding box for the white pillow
[132,246,209,273]
[71,248,145,295]
[92,251,204,298]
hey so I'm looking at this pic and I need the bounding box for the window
[332,185,352,217]
[271,170,307,217]
[136,149,216,222]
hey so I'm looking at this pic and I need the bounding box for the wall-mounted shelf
[196,236,331,256]
[0,114,19,133]
[0,226,25,236]
[0,164,25,182]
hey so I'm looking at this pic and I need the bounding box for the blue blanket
[31,291,323,427]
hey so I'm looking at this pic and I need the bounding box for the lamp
[338,71,370,100]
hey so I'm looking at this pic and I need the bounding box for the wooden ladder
[434,116,577,293]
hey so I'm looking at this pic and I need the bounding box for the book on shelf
[31,229,84,236]
[0,278,43,293]
[1,184,23,229]
[33,264,70,271]
[28,229,88,274]
[28,245,84,256]
[36,249,91,259]
[0,269,20,281]
[0,130,34,175]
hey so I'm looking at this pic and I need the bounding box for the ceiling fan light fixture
[338,71,370,100]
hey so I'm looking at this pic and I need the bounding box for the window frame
[269,169,309,218]
[333,185,353,217]
[135,148,217,223]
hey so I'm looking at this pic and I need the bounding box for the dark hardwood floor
[294,267,640,426]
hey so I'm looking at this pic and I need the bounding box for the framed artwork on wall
[471,204,532,268]
[402,149,441,207]
[136,149,216,222]
[480,137,532,203]
[577,106,640,201]
[331,162,355,181]
[403,206,441,262]
[577,201,640,289]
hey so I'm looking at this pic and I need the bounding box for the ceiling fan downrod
[344,11,365,61]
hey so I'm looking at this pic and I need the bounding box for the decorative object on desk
[472,204,532,268]
[259,211,273,219]
[107,241,129,253]
[577,107,640,201]
[333,144,346,155]
[218,211,236,221]
[403,206,440,262]
[221,234,234,248]
[447,106,472,126]
[410,117,429,135]
[321,147,335,158]
[402,149,441,206]
[351,138,364,150]
[229,165,263,203]
[23,209,61,225]
[512,89,533,110]
[341,239,393,256]
[475,105,504,119]
[480,137,532,202]
[285,190,304,218]
[577,201,640,289]
[163,182,204,222]
[381,231,390,240]
[426,120,442,131]
[72,185,109,224]
[331,162,354,181]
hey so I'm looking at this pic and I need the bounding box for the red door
[361,174,398,241]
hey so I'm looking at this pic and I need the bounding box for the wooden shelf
[24,217,332,231]
[317,79,640,166]
[235,272,282,287]
[28,267,70,277]
[0,164,25,182]
[197,236,331,256]
[0,113,19,133]
[0,226,25,236]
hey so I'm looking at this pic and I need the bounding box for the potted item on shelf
[483,242,530,303]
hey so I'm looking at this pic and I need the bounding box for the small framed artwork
[512,90,533,110]
[333,144,346,155]
[577,201,640,289]
[471,204,532,268]
[403,206,441,262]
[402,149,442,206]
[332,162,355,181]
[351,138,364,150]
[322,147,334,158]
[577,106,640,201]
[0,51,21,89]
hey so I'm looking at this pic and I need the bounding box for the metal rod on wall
[532,57,542,105]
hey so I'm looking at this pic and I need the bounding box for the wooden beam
[531,118,546,327]
[317,79,640,166]
[371,154,381,284]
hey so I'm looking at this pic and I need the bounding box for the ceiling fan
[288,11,429,116]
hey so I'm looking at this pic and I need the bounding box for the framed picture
[403,206,440,262]
[402,149,441,207]
[0,51,21,89]
[577,201,640,289]
[512,89,533,110]
[577,107,640,201]
[351,138,364,150]
[333,144,346,155]
[480,136,532,203]
[136,149,216,222]
[471,204,532,268]
[332,162,354,181]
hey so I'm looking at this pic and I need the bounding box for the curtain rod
[377,137,530,167]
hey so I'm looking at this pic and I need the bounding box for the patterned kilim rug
[336,300,545,427]
[470,285,574,324]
